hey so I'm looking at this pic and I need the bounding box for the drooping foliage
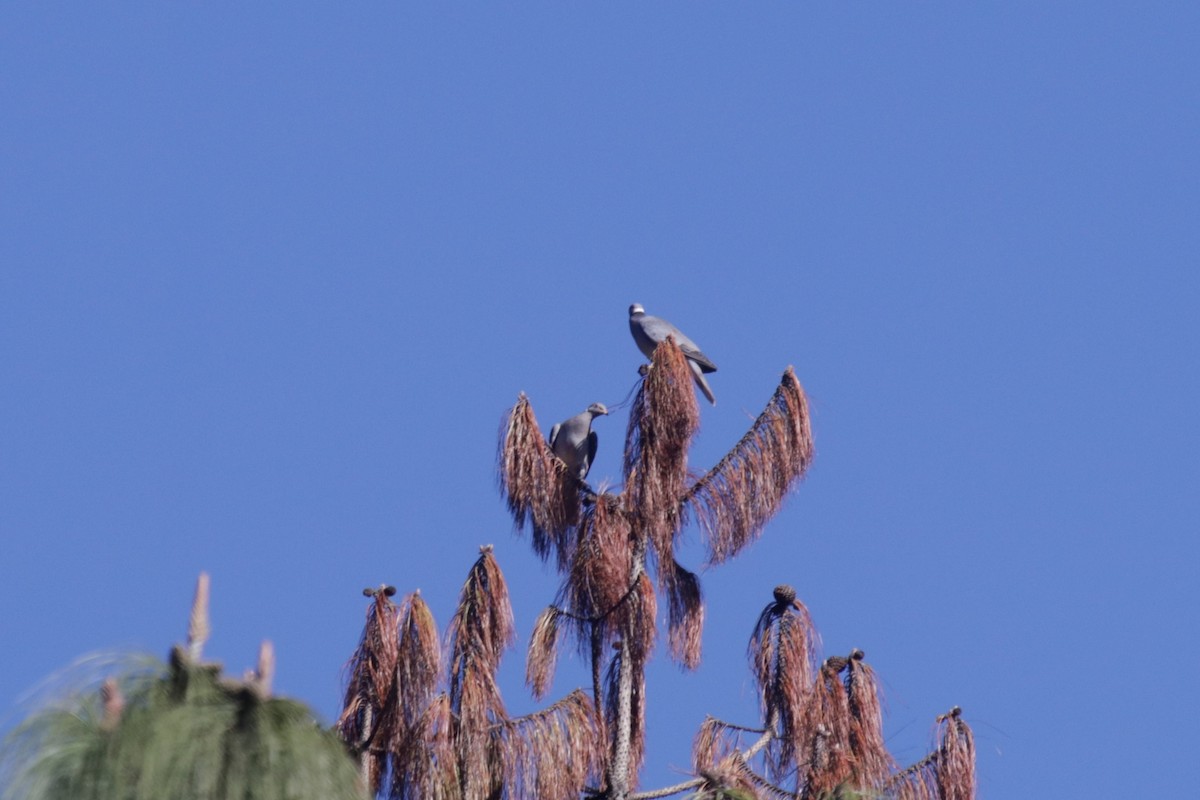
[415,321,974,799]
[685,367,814,565]
[665,560,704,670]
[685,586,976,800]
[343,548,603,800]
[844,649,894,788]
[747,585,818,781]
[498,394,584,569]
[493,331,979,800]
[884,707,976,800]
[338,586,401,792]
[622,337,701,583]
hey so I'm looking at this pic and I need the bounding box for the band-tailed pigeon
[548,402,609,480]
[628,303,718,404]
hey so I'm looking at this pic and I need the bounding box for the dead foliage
[622,337,700,582]
[748,585,817,780]
[686,367,814,565]
[844,649,893,788]
[498,394,582,568]
[933,707,975,800]
[526,605,563,700]
[560,494,637,650]
[800,659,854,796]
[502,689,603,800]
[666,561,704,670]
[884,708,976,800]
[692,717,768,776]
[336,586,400,793]
[389,692,457,800]
[395,592,440,729]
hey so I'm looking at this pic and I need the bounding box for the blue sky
[2,4,1197,797]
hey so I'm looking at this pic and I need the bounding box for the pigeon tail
[689,359,716,405]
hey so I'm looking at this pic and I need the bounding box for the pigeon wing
[641,315,717,373]
[583,430,599,479]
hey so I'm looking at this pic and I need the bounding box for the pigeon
[628,303,718,404]
[548,403,609,480]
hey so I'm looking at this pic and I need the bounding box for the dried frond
[396,592,440,729]
[451,669,507,800]
[886,761,938,800]
[526,606,563,700]
[748,586,817,779]
[390,692,458,800]
[498,394,581,567]
[623,337,700,581]
[447,635,508,733]
[692,716,723,772]
[843,650,893,788]
[444,548,516,800]
[666,561,704,670]
[619,572,658,670]
[694,752,765,800]
[882,710,974,800]
[562,494,635,649]
[686,368,814,565]
[934,708,975,800]
[801,663,854,796]
[742,766,801,800]
[337,587,400,776]
[447,546,515,684]
[502,689,603,800]
[690,750,800,800]
[691,717,746,774]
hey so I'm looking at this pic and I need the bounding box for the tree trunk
[608,637,634,800]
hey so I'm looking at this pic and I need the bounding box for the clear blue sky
[2,4,1197,797]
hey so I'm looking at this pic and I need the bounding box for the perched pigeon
[548,402,609,480]
[628,303,718,404]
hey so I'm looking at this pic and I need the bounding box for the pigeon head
[587,402,609,417]
[628,303,645,317]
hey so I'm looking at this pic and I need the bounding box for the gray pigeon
[548,402,609,480]
[628,303,718,404]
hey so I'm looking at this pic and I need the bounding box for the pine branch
[933,707,975,800]
[445,547,515,800]
[498,394,583,567]
[526,606,563,700]
[882,708,975,800]
[499,689,603,800]
[630,778,705,799]
[666,561,704,670]
[336,584,400,794]
[800,660,855,796]
[622,338,700,585]
[395,591,440,729]
[389,692,457,800]
[685,368,814,565]
[843,649,894,788]
[748,586,817,781]
[560,494,640,655]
